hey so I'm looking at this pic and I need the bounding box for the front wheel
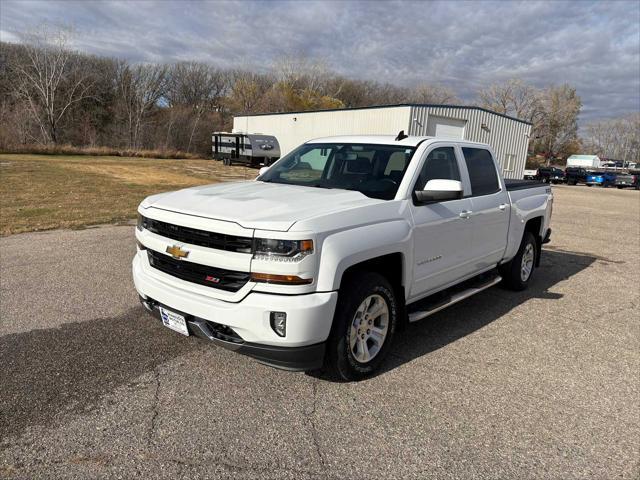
[499,231,537,291]
[325,272,398,381]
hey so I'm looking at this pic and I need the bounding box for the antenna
[395,130,408,141]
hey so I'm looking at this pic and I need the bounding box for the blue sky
[1,0,639,124]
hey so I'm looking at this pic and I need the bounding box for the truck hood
[142,181,383,231]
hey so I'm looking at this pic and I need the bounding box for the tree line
[1,27,637,163]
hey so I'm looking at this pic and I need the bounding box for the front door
[409,146,475,300]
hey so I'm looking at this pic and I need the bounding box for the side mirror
[415,179,463,203]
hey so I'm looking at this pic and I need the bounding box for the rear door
[409,145,475,299]
[460,147,511,271]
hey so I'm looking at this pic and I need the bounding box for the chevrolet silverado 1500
[133,135,553,380]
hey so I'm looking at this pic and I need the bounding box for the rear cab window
[461,148,501,196]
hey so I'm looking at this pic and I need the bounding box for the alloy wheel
[349,294,389,363]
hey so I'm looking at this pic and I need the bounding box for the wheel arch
[341,253,405,293]
[315,220,412,293]
[524,216,544,267]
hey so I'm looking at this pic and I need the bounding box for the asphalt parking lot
[1,185,639,479]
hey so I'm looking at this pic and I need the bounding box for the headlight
[137,214,145,231]
[253,238,313,262]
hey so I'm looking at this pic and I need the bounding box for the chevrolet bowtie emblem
[166,245,189,259]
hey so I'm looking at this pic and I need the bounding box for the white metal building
[233,104,532,179]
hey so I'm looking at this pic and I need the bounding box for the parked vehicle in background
[601,172,617,187]
[212,132,281,167]
[614,172,640,190]
[523,169,537,180]
[133,135,553,380]
[537,167,564,184]
[586,171,617,187]
[566,154,601,168]
[565,167,589,185]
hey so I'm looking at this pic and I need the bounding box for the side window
[462,148,500,196]
[416,147,460,190]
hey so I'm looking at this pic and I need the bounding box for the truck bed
[505,179,543,191]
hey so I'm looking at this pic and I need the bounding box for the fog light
[270,311,287,337]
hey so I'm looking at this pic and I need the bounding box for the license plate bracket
[159,306,189,336]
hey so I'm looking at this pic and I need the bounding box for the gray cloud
[1,0,638,124]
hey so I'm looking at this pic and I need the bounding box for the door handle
[459,210,472,219]
[499,204,507,211]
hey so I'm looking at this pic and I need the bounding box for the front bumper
[140,296,325,371]
[132,253,338,371]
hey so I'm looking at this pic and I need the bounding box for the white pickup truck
[133,135,552,380]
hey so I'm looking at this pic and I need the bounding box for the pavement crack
[306,378,328,473]
[147,367,161,449]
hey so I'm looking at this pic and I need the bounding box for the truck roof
[306,135,489,148]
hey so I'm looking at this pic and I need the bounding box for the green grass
[0,154,254,236]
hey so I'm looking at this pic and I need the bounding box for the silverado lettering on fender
[133,135,553,380]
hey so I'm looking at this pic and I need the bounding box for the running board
[408,275,502,323]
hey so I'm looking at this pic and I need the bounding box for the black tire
[325,272,398,381]
[617,186,624,189]
[499,231,537,291]
[222,158,231,166]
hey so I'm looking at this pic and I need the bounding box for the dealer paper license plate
[159,307,189,336]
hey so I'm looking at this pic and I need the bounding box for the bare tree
[478,78,543,122]
[272,54,333,93]
[9,25,95,144]
[227,69,272,113]
[116,62,167,149]
[167,62,227,152]
[535,84,582,164]
[584,114,640,163]
[409,84,459,105]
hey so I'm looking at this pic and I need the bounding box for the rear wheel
[325,272,397,381]
[499,231,537,291]
[222,158,231,166]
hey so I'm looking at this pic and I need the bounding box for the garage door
[426,116,467,139]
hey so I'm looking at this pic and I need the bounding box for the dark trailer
[212,132,281,167]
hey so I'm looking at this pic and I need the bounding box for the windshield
[258,143,416,200]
